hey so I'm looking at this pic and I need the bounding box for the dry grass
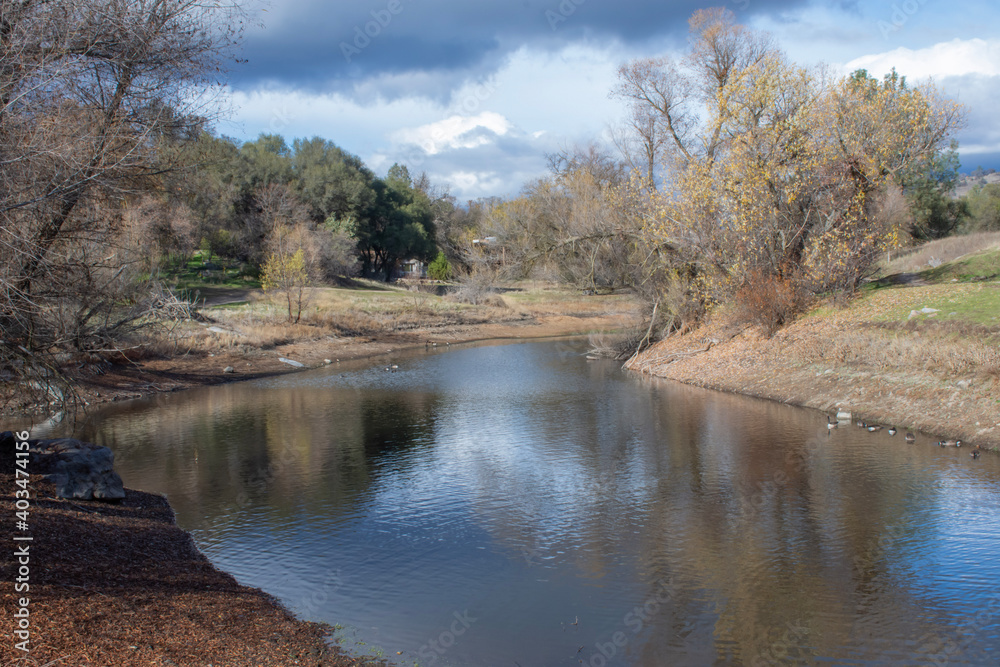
[504,283,636,318]
[882,231,1000,274]
[799,324,1000,379]
[447,285,510,308]
[130,282,638,359]
[795,282,1000,382]
[629,276,1000,448]
[588,329,644,360]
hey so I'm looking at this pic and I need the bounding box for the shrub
[733,271,810,336]
[428,251,452,281]
[261,248,310,323]
[964,183,1000,232]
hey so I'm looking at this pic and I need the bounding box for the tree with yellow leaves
[613,8,963,331]
[261,242,311,324]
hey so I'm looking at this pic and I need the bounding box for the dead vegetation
[799,323,1000,380]
[134,285,528,358]
[732,271,813,337]
[629,277,1000,449]
[588,327,650,360]
[881,231,1000,275]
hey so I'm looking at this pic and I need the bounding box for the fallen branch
[628,339,717,374]
[624,298,660,368]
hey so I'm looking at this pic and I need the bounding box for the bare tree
[607,104,666,190]
[476,145,654,293]
[0,0,248,407]
[611,7,776,170]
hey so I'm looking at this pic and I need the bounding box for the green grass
[903,286,1000,326]
[841,282,1000,327]
[157,252,261,292]
[842,243,1000,327]
[206,300,250,310]
[879,231,1000,275]
[919,247,1000,284]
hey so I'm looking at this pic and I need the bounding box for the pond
[63,340,1000,665]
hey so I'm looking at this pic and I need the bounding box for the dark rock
[0,430,18,474]
[26,437,125,502]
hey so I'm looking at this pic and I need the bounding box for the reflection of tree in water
[357,393,437,459]
[631,396,947,664]
[67,347,998,665]
[455,377,956,664]
[72,384,441,524]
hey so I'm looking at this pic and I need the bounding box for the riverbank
[0,473,388,666]
[9,283,639,414]
[1,285,638,665]
[627,279,1000,450]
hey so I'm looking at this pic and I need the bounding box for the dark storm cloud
[964,152,1000,172]
[234,0,813,94]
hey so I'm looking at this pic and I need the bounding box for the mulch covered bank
[0,475,386,666]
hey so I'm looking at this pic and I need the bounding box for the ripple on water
[69,340,1000,666]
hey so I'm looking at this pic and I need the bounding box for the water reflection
[66,340,1000,666]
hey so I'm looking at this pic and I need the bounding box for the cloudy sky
[218,0,1000,200]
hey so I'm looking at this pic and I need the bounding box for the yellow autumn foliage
[614,8,963,325]
[262,248,310,323]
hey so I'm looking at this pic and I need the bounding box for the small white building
[398,259,426,278]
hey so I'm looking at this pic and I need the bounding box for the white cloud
[219,39,640,199]
[839,38,1000,167]
[219,19,1000,201]
[219,87,443,154]
[844,38,1000,80]
[391,112,513,155]
[444,170,507,194]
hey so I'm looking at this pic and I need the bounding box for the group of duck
[827,416,983,459]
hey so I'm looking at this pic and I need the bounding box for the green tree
[900,141,967,239]
[237,134,294,191]
[291,137,376,225]
[428,251,452,281]
[964,183,1000,231]
[355,164,438,281]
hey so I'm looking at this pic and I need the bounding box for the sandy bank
[626,293,1000,450]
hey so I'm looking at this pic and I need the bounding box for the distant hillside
[954,170,1000,197]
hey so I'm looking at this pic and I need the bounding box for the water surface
[66,340,1000,665]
